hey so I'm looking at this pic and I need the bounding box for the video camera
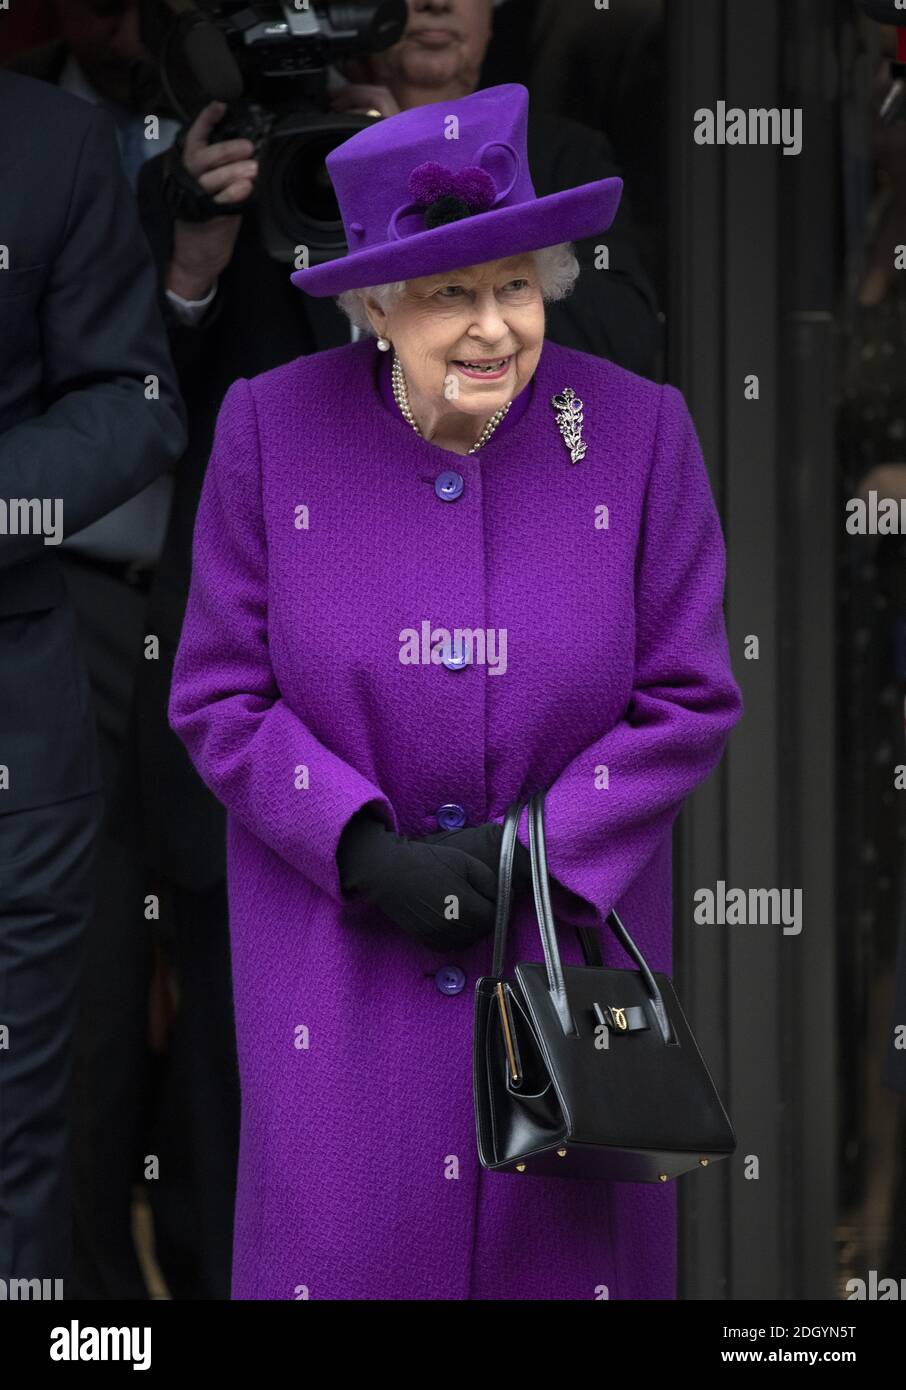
[139,0,407,263]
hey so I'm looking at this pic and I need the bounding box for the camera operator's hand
[329,83,400,119]
[166,100,259,301]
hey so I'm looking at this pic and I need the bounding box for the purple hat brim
[290,176,623,297]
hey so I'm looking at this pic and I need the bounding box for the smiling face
[364,254,545,436]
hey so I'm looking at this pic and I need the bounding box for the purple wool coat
[168,336,743,1301]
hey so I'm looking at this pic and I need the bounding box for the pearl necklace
[391,354,511,454]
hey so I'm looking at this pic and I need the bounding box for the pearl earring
[376,337,391,352]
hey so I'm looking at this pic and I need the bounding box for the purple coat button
[435,470,464,502]
[435,965,467,995]
[437,803,466,830]
[441,641,470,670]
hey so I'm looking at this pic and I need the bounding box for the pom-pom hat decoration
[408,161,499,227]
[290,83,623,298]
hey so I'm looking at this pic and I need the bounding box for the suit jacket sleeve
[529,113,661,374]
[167,376,400,901]
[509,384,743,929]
[0,104,186,569]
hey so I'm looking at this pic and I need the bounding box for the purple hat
[290,83,622,298]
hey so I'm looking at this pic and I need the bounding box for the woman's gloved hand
[421,821,534,897]
[336,811,500,953]
[423,821,592,925]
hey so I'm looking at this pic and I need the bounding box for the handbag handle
[496,790,673,1042]
[490,799,524,978]
[528,790,673,1041]
[491,799,604,978]
[527,791,578,1035]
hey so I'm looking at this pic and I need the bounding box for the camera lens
[284,133,344,228]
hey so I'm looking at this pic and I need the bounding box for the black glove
[424,820,591,923]
[336,811,499,953]
[421,821,533,897]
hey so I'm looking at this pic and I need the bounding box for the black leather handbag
[473,791,737,1182]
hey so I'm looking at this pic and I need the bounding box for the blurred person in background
[0,65,185,1293]
[839,25,906,1104]
[482,0,665,302]
[837,16,906,1284]
[3,0,206,1300]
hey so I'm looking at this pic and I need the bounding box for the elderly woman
[169,83,743,1301]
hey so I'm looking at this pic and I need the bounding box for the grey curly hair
[336,242,580,336]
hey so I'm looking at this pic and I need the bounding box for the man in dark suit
[4,3,194,1301]
[0,68,186,1289]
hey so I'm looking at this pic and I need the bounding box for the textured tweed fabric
[168,336,743,1300]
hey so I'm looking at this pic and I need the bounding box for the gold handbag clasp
[593,1002,628,1032]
